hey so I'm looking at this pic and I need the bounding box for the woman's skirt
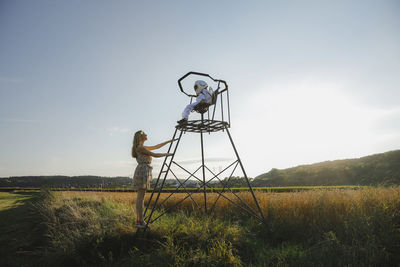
[133,163,153,190]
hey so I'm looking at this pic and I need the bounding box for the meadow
[0,185,364,193]
[1,187,399,266]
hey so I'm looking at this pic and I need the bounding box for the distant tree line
[1,150,399,188]
[0,175,133,188]
[0,175,253,189]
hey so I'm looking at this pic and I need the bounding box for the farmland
[0,185,364,193]
[1,187,400,266]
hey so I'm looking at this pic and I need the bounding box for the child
[177,80,212,124]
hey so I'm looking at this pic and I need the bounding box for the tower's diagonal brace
[203,187,263,221]
[193,174,263,220]
[209,161,239,213]
[144,165,202,220]
[149,193,194,224]
[149,179,263,224]
[149,178,263,223]
[173,160,239,188]
[168,168,202,210]
[146,154,264,223]
[155,161,263,221]
[205,165,259,217]
[145,157,263,223]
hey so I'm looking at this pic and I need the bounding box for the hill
[2,150,399,188]
[252,150,400,186]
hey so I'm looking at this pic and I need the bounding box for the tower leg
[224,125,266,223]
[200,114,207,214]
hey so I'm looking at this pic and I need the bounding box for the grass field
[1,187,400,266]
[0,185,364,193]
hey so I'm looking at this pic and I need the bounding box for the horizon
[1,148,398,179]
[1,1,400,178]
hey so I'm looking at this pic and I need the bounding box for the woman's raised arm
[138,146,173,158]
[144,139,178,151]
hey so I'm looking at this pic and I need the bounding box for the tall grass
[32,187,400,266]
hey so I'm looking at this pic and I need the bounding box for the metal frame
[138,72,265,233]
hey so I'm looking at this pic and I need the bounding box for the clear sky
[1,0,399,178]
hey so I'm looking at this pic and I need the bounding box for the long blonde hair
[131,130,143,158]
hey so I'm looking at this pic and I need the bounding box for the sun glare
[233,80,387,175]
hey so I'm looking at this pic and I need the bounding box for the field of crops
[0,185,364,193]
[1,186,400,266]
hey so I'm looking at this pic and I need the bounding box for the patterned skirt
[133,163,153,190]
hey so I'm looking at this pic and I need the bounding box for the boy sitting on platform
[177,80,212,125]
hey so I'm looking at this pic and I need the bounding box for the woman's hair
[131,130,144,158]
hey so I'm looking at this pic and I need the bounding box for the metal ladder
[137,128,183,232]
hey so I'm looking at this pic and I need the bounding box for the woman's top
[133,146,152,189]
[136,148,152,165]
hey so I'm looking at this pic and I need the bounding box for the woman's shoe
[135,220,149,229]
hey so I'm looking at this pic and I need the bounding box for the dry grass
[58,191,137,205]
[58,186,400,224]
[42,187,400,266]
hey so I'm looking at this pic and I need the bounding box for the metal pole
[220,92,224,124]
[200,113,207,214]
[227,87,231,127]
[224,125,266,223]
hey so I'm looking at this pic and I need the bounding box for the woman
[131,130,174,228]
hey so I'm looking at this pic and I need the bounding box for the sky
[0,0,399,179]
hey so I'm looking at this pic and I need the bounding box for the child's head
[194,80,208,96]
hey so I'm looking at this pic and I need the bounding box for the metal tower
[141,72,266,231]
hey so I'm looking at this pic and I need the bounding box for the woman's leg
[136,189,146,223]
